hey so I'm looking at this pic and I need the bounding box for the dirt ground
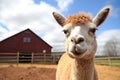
[0,64,120,80]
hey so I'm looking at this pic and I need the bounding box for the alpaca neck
[71,58,95,80]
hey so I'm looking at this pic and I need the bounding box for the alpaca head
[53,7,110,59]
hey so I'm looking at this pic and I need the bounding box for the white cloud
[0,0,57,30]
[56,0,74,12]
[43,27,66,51]
[0,0,66,52]
[96,29,120,55]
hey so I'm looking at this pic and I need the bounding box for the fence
[0,52,61,64]
[95,56,120,66]
[0,53,120,66]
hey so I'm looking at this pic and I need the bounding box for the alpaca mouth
[69,49,87,58]
[72,50,84,55]
[76,51,84,55]
[68,43,87,58]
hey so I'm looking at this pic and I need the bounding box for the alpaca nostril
[71,38,74,42]
[71,37,84,44]
[76,37,84,44]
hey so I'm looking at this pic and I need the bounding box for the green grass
[94,58,120,67]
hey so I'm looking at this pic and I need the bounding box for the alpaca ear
[52,12,65,26]
[93,7,110,27]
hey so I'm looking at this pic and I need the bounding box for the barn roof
[0,28,52,48]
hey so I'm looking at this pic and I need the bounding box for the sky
[0,0,120,53]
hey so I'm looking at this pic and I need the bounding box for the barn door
[19,52,32,63]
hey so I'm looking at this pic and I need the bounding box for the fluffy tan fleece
[65,12,92,26]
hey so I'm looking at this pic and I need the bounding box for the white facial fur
[53,6,110,59]
[63,22,97,59]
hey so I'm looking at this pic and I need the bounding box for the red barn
[0,29,52,63]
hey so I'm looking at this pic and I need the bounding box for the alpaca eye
[63,30,70,37]
[63,30,68,34]
[89,28,96,34]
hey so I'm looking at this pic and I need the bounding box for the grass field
[95,58,120,67]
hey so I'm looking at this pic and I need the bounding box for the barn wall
[0,29,52,54]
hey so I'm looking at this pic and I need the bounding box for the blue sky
[0,0,120,52]
[35,0,120,36]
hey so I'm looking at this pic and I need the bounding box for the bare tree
[104,37,119,56]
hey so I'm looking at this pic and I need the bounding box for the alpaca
[53,6,110,80]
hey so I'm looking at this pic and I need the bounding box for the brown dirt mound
[0,64,120,80]
[0,64,56,80]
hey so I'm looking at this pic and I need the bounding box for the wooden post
[107,53,111,66]
[17,52,19,66]
[108,56,111,66]
[44,54,46,63]
[31,52,34,64]
[53,55,55,64]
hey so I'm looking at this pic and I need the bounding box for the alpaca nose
[75,37,84,44]
[71,37,84,44]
